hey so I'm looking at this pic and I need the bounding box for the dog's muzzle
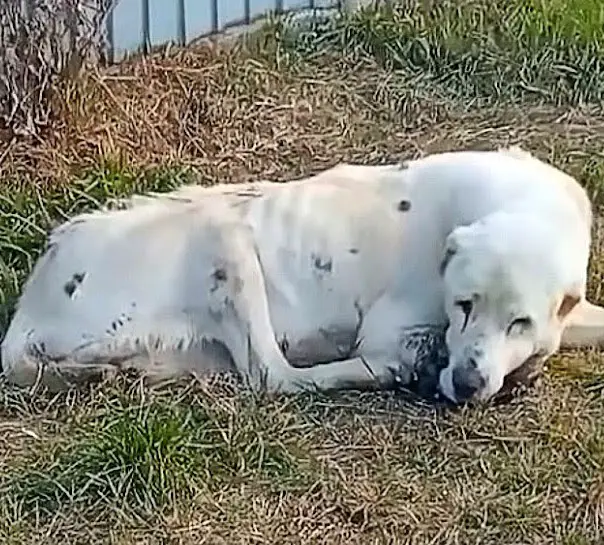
[451,358,486,402]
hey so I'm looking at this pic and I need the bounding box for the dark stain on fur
[105,310,133,337]
[213,268,228,282]
[210,267,228,293]
[63,280,76,298]
[29,342,47,360]
[312,253,333,273]
[278,334,289,356]
[349,248,359,255]
[319,326,358,358]
[63,271,86,298]
[397,199,411,212]
[224,297,237,320]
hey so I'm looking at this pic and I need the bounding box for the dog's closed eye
[507,316,532,336]
[455,300,473,331]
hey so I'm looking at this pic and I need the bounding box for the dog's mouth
[491,354,545,404]
[439,355,544,408]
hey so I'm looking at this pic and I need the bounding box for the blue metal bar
[176,0,186,45]
[211,0,219,32]
[102,0,349,63]
[105,3,115,63]
[141,0,150,53]
[244,0,251,24]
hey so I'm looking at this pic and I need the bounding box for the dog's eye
[455,300,473,317]
[455,300,473,331]
[507,317,532,336]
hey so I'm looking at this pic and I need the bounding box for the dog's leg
[284,354,400,393]
[214,228,398,394]
[561,299,604,348]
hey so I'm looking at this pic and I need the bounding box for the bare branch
[0,0,115,137]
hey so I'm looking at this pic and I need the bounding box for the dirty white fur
[3,148,604,402]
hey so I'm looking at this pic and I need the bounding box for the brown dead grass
[2,37,603,189]
[1,22,604,545]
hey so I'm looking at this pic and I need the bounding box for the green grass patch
[1,390,314,522]
[259,0,604,106]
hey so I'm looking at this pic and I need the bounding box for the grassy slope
[1,1,604,543]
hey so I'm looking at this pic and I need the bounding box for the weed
[3,387,313,522]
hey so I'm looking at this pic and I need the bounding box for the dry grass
[1,2,604,543]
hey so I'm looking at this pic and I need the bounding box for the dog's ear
[440,228,466,276]
[439,246,456,276]
[557,292,582,321]
[561,299,604,348]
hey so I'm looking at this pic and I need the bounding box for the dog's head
[437,211,585,404]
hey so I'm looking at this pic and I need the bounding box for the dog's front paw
[388,362,416,389]
[396,325,449,402]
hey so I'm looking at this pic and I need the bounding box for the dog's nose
[452,359,485,402]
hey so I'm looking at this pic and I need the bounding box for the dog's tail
[561,299,604,348]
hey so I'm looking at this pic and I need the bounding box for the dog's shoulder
[498,145,592,226]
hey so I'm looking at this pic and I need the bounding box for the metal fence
[104,0,367,63]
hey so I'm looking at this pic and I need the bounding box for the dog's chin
[436,355,545,408]
[491,355,545,404]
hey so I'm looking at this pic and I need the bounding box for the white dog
[2,147,604,403]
